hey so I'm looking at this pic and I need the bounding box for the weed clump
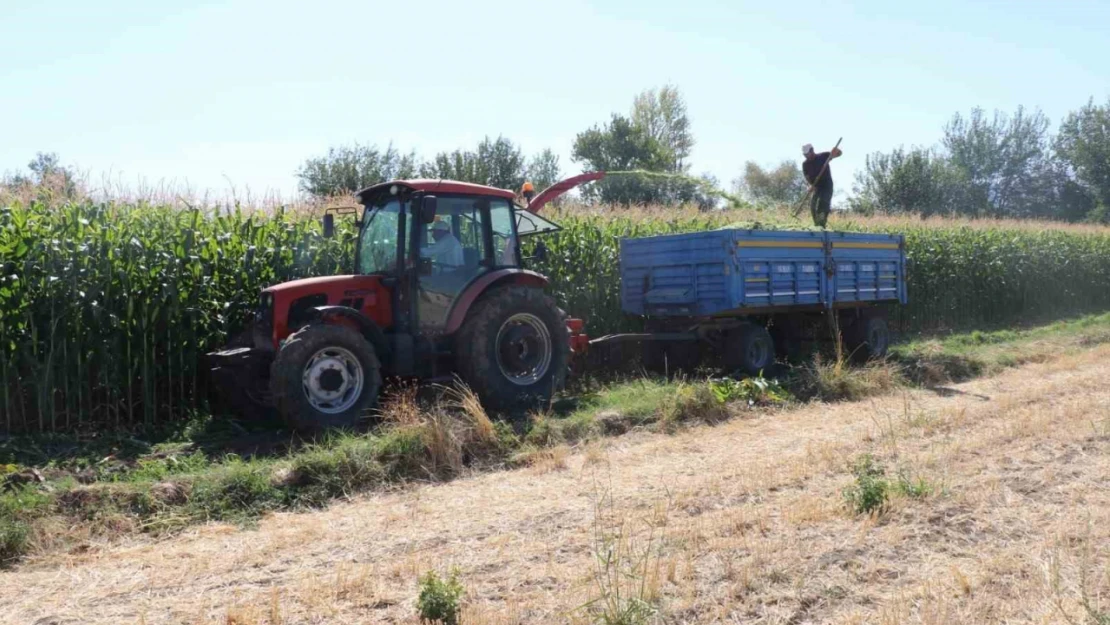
[0,516,30,565]
[417,568,464,625]
[894,470,935,499]
[658,382,728,430]
[709,375,791,407]
[797,356,903,402]
[287,437,385,506]
[187,460,285,523]
[843,454,889,515]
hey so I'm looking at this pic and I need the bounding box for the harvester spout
[525,171,606,214]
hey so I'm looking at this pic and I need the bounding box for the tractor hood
[263,275,365,294]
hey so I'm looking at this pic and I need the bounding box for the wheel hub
[302,347,364,414]
[495,313,553,386]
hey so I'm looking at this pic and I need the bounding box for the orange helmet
[521,181,535,194]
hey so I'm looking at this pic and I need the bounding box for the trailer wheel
[725,325,775,375]
[455,286,570,412]
[270,324,381,432]
[848,314,891,361]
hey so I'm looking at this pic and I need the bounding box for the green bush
[842,454,889,515]
[416,568,464,625]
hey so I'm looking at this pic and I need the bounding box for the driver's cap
[432,220,450,232]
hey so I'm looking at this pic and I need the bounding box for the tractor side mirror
[420,195,438,224]
[322,213,335,238]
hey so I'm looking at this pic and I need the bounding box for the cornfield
[4,198,1110,433]
[530,209,1110,336]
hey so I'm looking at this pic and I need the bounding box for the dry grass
[3,345,1110,624]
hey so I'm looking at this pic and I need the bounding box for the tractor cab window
[490,201,516,266]
[415,196,492,330]
[357,199,400,275]
[417,198,481,273]
[415,195,521,330]
[515,209,562,237]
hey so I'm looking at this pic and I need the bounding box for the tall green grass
[3,197,1110,433]
[0,200,350,433]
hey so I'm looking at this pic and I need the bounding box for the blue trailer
[591,228,907,373]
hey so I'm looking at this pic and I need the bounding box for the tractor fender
[443,269,549,335]
[307,306,392,361]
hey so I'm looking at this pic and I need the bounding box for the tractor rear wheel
[455,286,570,412]
[724,324,775,375]
[270,324,382,432]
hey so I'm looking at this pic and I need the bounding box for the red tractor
[208,174,601,430]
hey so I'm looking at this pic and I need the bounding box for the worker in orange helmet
[521,181,535,205]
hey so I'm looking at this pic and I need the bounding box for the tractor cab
[210,175,599,432]
[348,180,561,333]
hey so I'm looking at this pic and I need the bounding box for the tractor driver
[421,220,464,272]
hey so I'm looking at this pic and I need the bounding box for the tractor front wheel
[455,287,570,412]
[270,324,382,432]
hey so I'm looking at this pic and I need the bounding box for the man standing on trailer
[802,143,842,228]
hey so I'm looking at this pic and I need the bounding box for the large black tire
[724,324,775,375]
[270,324,382,432]
[455,286,570,412]
[847,314,891,361]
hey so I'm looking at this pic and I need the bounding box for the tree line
[297,85,719,208]
[850,101,1110,221]
[735,99,1110,222]
[6,89,1109,222]
[728,98,1110,222]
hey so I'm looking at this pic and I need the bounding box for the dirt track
[3,346,1110,624]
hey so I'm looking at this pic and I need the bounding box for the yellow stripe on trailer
[832,242,900,250]
[745,278,769,282]
[737,241,823,248]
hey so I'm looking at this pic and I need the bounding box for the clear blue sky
[2,0,1107,202]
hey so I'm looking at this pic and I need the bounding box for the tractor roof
[356,179,516,205]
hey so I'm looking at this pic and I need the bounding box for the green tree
[943,106,1056,218]
[572,114,675,205]
[734,160,806,205]
[850,147,979,217]
[631,85,695,171]
[419,136,527,190]
[3,152,79,198]
[297,143,417,197]
[526,148,562,193]
[1056,97,1110,219]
